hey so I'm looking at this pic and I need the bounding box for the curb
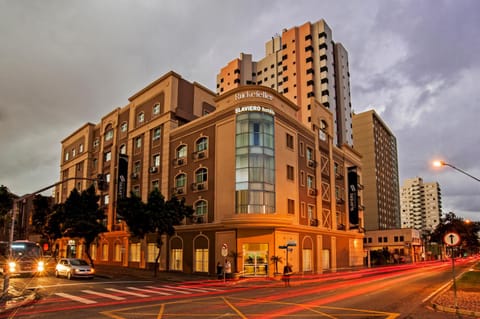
[0,290,38,314]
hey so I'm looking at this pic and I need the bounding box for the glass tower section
[235,111,275,213]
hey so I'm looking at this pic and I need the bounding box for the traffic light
[97,174,107,191]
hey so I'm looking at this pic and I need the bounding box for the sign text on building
[234,90,274,101]
[235,105,275,116]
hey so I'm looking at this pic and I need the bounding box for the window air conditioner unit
[149,166,158,173]
[308,188,317,196]
[197,151,206,159]
[307,160,316,168]
[131,173,139,179]
[177,158,184,165]
[196,183,205,190]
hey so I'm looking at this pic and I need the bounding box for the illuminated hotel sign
[234,90,274,101]
[235,105,275,115]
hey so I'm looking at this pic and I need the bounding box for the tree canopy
[431,212,480,255]
[117,189,193,275]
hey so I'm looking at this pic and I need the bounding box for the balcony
[191,182,207,191]
[308,188,318,196]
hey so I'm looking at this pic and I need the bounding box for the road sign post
[444,232,461,309]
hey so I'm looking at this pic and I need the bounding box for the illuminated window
[195,248,208,272]
[114,243,122,262]
[170,249,183,271]
[147,243,159,263]
[195,200,207,216]
[176,145,187,158]
[302,249,312,271]
[196,137,208,151]
[129,243,141,262]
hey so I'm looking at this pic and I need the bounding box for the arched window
[120,122,128,133]
[195,200,207,216]
[195,168,207,183]
[175,173,186,188]
[104,124,114,142]
[196,137,208,152]
[176,145,187,158]
[153,103,161,115]
[137,112,145,124]
[119,144,126,154]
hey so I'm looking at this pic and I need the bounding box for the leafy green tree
[0,185,14,240]
[32,195,65,256]
[62,186,107,266]
[117,189,193,276]
[270,255,283,274]
[431,212,480,255]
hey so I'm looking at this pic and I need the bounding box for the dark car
[55,258,95,279]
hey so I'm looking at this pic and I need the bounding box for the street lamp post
[433,160,480,183]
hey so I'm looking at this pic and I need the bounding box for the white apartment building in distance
[400,177,442,231]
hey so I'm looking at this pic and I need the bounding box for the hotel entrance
[242,243,268,277]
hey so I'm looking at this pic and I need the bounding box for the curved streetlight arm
[439,161,480,183]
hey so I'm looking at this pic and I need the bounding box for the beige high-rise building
[352,110,400,230]
[216,19,353,147]
[400,177,442,231]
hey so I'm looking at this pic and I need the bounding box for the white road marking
[145,285,192,294]
[105,287,149,297]
[55,292,97,304]
[81,290,126,301]
[128,287,172,295]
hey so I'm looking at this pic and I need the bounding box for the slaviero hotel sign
[234,90,276,116]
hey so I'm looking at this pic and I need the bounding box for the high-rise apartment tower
[216,19,353,147]
[400,177,442,231]
[352,110,401,230]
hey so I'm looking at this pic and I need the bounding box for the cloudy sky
[1,0,479,221]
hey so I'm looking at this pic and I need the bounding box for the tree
[117,189,193,276]
[431,212,480,255]
[32,195,64,256]
[270,255,283,274]
[0,185,14,240]
[62,186,107,266]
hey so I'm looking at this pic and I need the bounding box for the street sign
[221,243,228,257]
[444,232,461,246]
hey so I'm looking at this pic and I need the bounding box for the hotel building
[57,71,365,276]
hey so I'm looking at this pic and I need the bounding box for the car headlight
[37,261,45,272]
[8,261,16,273]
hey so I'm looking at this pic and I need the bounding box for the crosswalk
[54,284,223,304]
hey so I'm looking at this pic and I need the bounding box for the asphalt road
[2,258,478,319]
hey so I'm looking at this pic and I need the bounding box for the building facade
[216,19,353,147]
[352,110,401,230]
[57,72,365,276]
[400,177,442,231]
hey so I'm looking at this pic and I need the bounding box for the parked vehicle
[55,258,95,279]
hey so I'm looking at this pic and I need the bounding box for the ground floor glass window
[195,248,208,272]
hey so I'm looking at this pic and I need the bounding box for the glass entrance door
[242,243,268,277]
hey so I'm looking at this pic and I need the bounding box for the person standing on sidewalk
[283,264,292,287]
[224,259,232,279]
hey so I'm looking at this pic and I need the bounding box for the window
[104,194,109,205]
[147,243,159,263]
[105,129,114,141]
[195,168,207,183]
[287,165,294,181]
[152,180,159,190]
[288,199,295,214]
[102,243,108,261]
[176,145,187,159]
[301,202,306,218]
[307,175,314,188]
[307,205,314,220]
[137,112,145,124]
[104,151,111,162]
[196,137,208,151]
[79,144,83,153]
[134,161,141,173]
[92,158,98,170]
[113,243,121,262]
[153,103,161,115]
[129,243,141,262]
[153,127,161,140]
[306,147,313,161]
[195,200,207,216]
[93,138,99,148]
[121,122,128,132]
[119,144,126,154]
[303,249,312,272]
[90,244,97,260]
[175,173,186,188]
[170,249,183,271]
[64,151,69,161]
[136,136,142,149]
[153,154,160,167]
[286,133,294,149]
[235,111,275,214]
[195,248,208,272]
[132,185,140,197]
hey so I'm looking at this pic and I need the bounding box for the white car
[55,258,95,279]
